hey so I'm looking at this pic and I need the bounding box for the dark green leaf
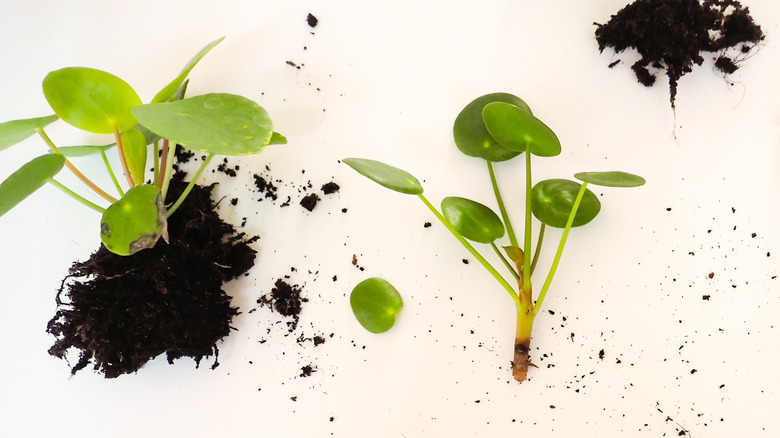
[350,277,404,333]
[0,115,58,151]
[342,158,423,195]
[453,93,531,162]
[531,179,600,228]
[441,196,504,243]
[482,102,561,157]
[574,171,646,188]
[133,93,274,155]
[0,153,65,217]
[121,128,148,185]
[152,37,225,104]
[100,184,166,255]
[43,67,141,134]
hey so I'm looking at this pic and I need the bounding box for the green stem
[166,153,214,217]
[152,140,160,184]
[418,193,519,304]
[100,149,125,197]
[491,242,520,280]
[113,127,136,187]
[159,139,177,199]
[530,223,545,274]
[48,178,105,213]
[521,151,533,304]
[487,160,518,248]
[532,182,588,314]
[36,128,117,203]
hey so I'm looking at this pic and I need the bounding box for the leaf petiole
[533,182,588,314]
[113,127,136,187]
[48,178,106,213]
[491,241,520,280]
[166,152,214,217]
[487,160,518,247]
[100,148,125,196]
[529,223,545,274]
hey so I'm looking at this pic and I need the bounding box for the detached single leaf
[441,196,504,243]
[0,115,58,151]
[482,102,561,157]
[342,158,423,195]
[58,143,115,158]
[350,277,404,334]
[0,153,65,217]
[100,184,166,255]
[453,93,531,162]
[531,179,600,228]
[43,67,141,134]
[574,171,646,188]
[133,93,274,155]
[122,128,148,185]
[152,36,225,104]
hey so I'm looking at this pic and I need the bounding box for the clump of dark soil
[46,176,259,378]
[595,0,764,108]
[258,278,307,331]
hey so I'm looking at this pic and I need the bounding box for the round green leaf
[43,67,141,134]
[574,171,646,188]
[350,277,404,334]
[343,158,423,195]
[453,93,531,162]
[0,115,58,151]
[121,128,148,185]
[482,102,561,157]
[531,179,600,228]
[132,93,273,155]
[152,36,225,104]
[100,184,166,255]
[441,196,504,243]
[0,153,65,217]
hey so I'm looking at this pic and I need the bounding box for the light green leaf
[503,246,523,264]
[132,93,273,155]
[58,143,115,158]
[453,93,531,162]
[100,184,166,255]
[0,153,65,217]
[122,128,148,185]
[267,131,287,145]
[531,179,600,228]
[441,196,504,243]
[152,36,225,104]
[342,158,423,195]
[350,277,404,333]
[574,171,646,188]
[0,115,58,151]
[43,67,142,134]
[482,102,561,157]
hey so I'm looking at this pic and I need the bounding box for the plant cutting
[0,37,285,377]
[344,92,645,382]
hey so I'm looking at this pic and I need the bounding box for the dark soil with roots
[47,175,258,378]
[595,0,764,108]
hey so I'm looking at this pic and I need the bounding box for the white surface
[1,1,778,437]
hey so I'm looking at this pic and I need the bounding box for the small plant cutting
[344,93,645,382]
[0,37,285,377]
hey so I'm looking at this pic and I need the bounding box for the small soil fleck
[595,0,764,108]
[307,13,318,28]
[321,181,340,195]
[258,278,307,332]
[47,177,258,378]
[300,193,320,211]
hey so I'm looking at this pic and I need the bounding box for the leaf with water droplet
[342,158,423,195]
[152,37,225,104]
[100,184,166,255]
[0,115,58,152]
[0,153,65,218]
[350,277,404,333]
[441,196,504,243]
[43,67,141,134]
[132,93,274,155]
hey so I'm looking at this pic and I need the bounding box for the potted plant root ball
[0,37,286,378]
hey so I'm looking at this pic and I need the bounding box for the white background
[0,1,778,436]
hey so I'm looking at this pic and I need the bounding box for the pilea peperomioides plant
[0,37,285,255]
[344,92,645,382]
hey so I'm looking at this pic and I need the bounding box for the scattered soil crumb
[307,13,318,28]
[300,193,320,211]
[300,364,316,377]
[321,181,340,195]
[595,0,765,108]
[258,277,307,332]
